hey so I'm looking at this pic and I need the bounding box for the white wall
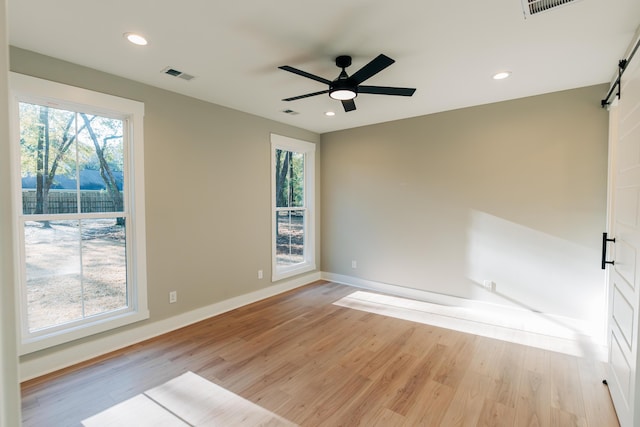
[0,0,21,424]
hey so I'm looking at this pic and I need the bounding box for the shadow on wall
[465,209,606,339]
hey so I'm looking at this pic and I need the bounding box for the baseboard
[19,272,321,382]
[21,270,605,381]
[322,271,543,314]
[321,271,605,344]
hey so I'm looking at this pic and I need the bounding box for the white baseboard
[19,272,321,382]
[322,271,534,313]
[321,272,604,344]
[20,270,605,381]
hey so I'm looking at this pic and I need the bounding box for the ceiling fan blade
[282,90,330,102]
[350,54,395,85]
[342,99,356,112]
[358,86,416,96]
[279,65,332,85]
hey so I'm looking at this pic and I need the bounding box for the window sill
[20,309,149,355]
[272,262,316,283]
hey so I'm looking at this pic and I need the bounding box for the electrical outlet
[351,260,357,269]
[482,280,496,292]
[258,270,263,279]
[169,291,177,304]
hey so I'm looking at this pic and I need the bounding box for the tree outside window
[19,102,127,332]
[271,134,316,281]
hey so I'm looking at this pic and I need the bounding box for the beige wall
[1,2,21,425]
[10,47,320,369]
[321,85,609,323]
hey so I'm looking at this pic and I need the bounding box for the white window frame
[271,134,316,281]
[9,73,149,355]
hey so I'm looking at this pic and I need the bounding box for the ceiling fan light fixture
[329,76,357,100]
[329,89,357,100]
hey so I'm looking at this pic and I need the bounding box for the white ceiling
[8,0,640,134]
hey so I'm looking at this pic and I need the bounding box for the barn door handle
[602,232,616,269]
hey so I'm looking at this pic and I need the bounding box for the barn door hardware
[601,60,627,108]
[601,232,616,270]
[601,35,640,108]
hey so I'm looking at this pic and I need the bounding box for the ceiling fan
[279,54,416,112]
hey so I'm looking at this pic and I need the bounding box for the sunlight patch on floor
[334,290,606,360]
[82,371,297,426]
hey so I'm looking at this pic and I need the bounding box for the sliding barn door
[607,46,640,427]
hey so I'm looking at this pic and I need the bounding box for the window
[271,134,316,281]
[9,73,148,354]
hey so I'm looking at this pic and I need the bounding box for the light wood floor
[21,281,619,426]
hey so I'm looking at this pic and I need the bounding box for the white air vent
[161,67,195,81]
[521,0,581,18]
[282,109,299,115]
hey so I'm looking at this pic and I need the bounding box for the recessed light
[325,111,336,117]
[124,32,148,46]
[493,71,511,80]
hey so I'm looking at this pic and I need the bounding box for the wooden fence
[22,191,119,214]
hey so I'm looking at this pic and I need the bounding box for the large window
[9,73,148,354]
[271,134,316,281]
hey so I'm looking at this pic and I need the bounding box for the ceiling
[8,0,640,134]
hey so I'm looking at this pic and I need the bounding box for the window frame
[270,133,316,281]
[9,73,149,355]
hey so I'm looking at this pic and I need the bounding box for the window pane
[24,218,129,332]
[19,103,78,215]
[275,149,290,208]
[78,114,125,213]
[276,210,305,265]
[275,149,304,208]
[25,220,82,332]
[290,152,304,207]
[81,218,127,316]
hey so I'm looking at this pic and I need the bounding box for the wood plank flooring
[21,281,619,426]
[82,371,297,426]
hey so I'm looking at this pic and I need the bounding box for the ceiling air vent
[521,0,580,18]
[282,109,299,115]
[161,67,195,81]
